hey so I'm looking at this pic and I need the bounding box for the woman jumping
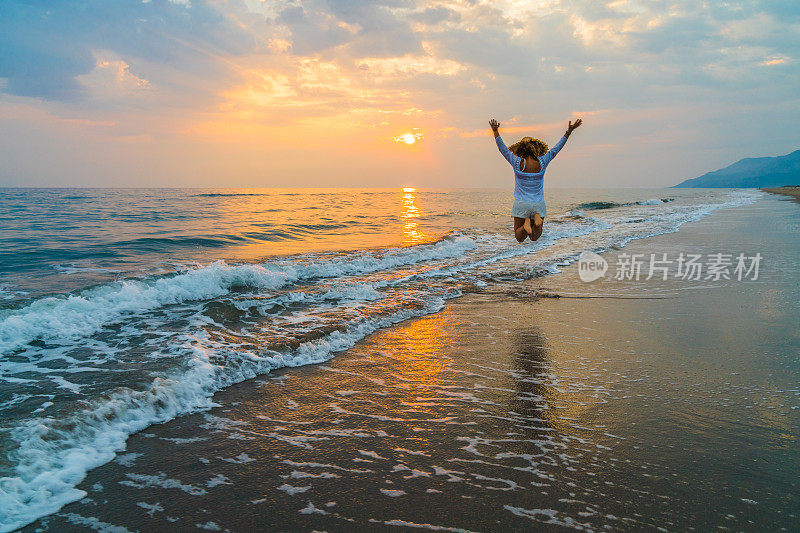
[490,117,582,242]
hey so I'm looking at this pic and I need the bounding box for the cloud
[276,4,356,55]
[0,0,799,187]
[408,6,461,25]
[0,0,254,102]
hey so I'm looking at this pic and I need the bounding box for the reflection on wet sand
[384,308,451,408]
[509,327,555,430]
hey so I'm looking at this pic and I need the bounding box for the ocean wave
[0,286,14,300]
[576,197,675,210]
[576,201,621,210]
[52,264,122,275]
[194,192,272,198]
[563,209,587,219]
[0,295,450,533]
[193,192,302,198]
[0,237,476,353]
[602,189,759,249]
[638,198,665,205]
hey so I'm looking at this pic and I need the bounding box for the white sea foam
[0,293,449,532]
[206,474,231,488]
[0,262,290,353]
[0,236,475,353]
[278,483,311,495]
[113,453,143,467]
[52,264,122,274]
[604,189,760,250]
[504,506,593,530]
[135,501,164,516]
[59,512,134,533]
[0,285,25,301]
[119,472,207,496]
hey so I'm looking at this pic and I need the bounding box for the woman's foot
[523,218,533,236]
[530,214,543,241]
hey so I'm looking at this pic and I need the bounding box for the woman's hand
[489,119,500,137]
[566,118,582,136]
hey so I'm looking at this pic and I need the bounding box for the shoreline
[20,193,800,532]
[761,185,800,201]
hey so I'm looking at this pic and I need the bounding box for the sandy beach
[17,192,799,532]
[763,186,800,202]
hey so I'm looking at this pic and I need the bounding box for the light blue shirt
[495,135,567,203]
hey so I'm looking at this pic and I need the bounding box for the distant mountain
[673,149,800,188]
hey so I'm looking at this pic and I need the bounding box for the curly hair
[508,137,548,159]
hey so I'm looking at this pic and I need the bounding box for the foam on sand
[0,295,449,532]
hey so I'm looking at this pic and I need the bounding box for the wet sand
[763,186,800,202]
[25,194,800,532]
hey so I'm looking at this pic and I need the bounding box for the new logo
[578,251,607,282]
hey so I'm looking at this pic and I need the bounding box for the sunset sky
[1,0,798,188]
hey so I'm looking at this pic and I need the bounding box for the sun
[394,130,423,145]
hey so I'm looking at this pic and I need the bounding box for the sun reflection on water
[400,187,428,245]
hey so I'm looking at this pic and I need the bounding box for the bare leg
[513,217,529,243]
[530,213,544,241]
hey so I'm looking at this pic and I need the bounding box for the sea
[0,187,763,531]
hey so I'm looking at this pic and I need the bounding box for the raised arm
[489,118,520,168]
[489,118,500,138]
[541,118,582,167]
